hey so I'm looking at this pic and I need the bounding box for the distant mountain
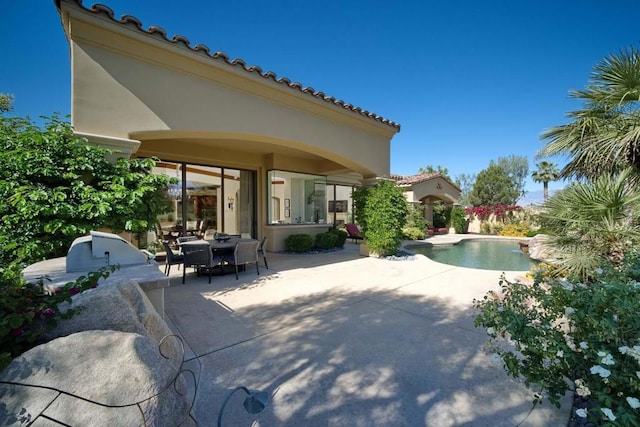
[518,189,557,206]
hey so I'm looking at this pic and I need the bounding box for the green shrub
[315,232,338,250]
[475,252,640,424]
[352,181,408,256]
[432,201,452,228]
[450,206,466,233]
[329,229,348,248]
[0,266,115,370]
[480,222,491,235]
[285,234,313,253]
[403,226,426,240]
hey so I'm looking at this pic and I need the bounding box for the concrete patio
[163,236,571,426]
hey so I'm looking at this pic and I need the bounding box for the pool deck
[164,234,569,426]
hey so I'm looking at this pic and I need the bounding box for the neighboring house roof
[55,0,401,131]
[391,173,461,191]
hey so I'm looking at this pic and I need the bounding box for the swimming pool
[408,239,535,271]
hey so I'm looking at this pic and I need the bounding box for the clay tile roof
[55,1,401,131]
[392,173,441,186]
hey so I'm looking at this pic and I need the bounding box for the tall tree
[0,93,13,113]
[417,164,452,181]
[469,164,519,206]
[538,45,640,181]
[454,172,476,206]
[531,161,560,201]
[491,155,529,201]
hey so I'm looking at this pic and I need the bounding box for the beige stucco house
[391,173,461,225]
[55,0,400,251]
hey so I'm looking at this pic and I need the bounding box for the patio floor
[163,236,571,426]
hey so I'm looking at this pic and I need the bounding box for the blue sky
[3,1,640,196]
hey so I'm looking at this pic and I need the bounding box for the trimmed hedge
[315,232,338,249]
[285,234,313,253]
[329,229,348,248]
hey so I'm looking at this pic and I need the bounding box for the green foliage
[0,93,13,113]
[0,266,115,371]
[352,180,408,256]
[450,205,466,233]
[402,227,426,240]
[492,155,529,201]
[539,168,640,278]
[454,172,475,206]
[417,164,452,182]
[432,201,451,228]
[329,228,348,248]
[315,232,338,250]
[285,234,313,253]
[474,254,640,424]
[538,45,640,182]
[0,114,174,276]
[469,164,520,206]
[531,161,560,201]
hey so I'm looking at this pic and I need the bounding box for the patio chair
[176,235,198,254]
[258,236,268,269]
[344,223,364,243]
[182,242,226,284]
[161,240,183,276]
[226,240,260,280]
[203,229,217,240]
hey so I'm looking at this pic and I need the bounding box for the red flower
[68,287,81,296]
[11,327,25,337]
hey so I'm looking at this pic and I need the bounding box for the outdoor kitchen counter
[22,257,170,318]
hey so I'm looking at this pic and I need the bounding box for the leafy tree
[352,180,408,256]
[538,45,640,182]
[417,164,452,182]
[538,168,640,278]
[0,94,13,113]
[491,155,529,201]
[468,164,519,206]
[531,161,560,201]
[0,113,174,278]
[454,172,475,206]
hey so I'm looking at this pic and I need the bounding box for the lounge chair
[344,223,364,243]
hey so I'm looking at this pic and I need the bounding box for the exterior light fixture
[217,386,268,427]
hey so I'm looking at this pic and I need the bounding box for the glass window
[268,170,327,224]
[152,161,256,241]
[326,184,355,226]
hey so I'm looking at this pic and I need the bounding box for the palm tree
[537,45,640,182]
[539,168,640,278]
[531,161,560,201]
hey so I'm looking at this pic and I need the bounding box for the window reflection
[268,170,327,224]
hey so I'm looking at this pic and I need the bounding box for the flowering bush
[0,266,115,371]
[474,254,640,425]
[465,204,522,222]
[498,223,530,237]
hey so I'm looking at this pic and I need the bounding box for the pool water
[409,239,535,271]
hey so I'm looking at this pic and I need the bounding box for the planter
[359,240,382,258]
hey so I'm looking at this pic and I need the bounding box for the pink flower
[91,282,99,289]
[42,308,55,318]
[11,327,25,337]
[68,287,81,296]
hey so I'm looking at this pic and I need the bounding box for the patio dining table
[180,238,259,275]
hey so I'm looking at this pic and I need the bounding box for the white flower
[590,365,611,378]
[601,353,615,366]
[613,314,619,322]
[580,342,589,350]
[557,350,564,358]
[619,346,630,354]
[486,327,495,335]
[575,379,591,397]
[601,407,616,421]
[575,408,588,418]
[598,351,607,357]
[628,397,640,409]
[565,307,575,316]
[497,306,505,312]
[594,268,603,275]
